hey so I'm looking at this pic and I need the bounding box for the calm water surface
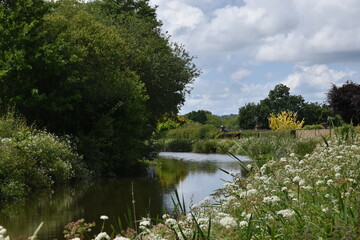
[0,152,250,239]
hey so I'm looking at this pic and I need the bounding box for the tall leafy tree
[0,0,199,175]
[238,103,260,129]
[0,0,50,111]
[238,84,307,129]
[185,110,210,125]
[87,0,200,125]
[327,81,360,125]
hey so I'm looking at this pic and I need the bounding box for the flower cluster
[144,135,360,239]
[0,226,9,240]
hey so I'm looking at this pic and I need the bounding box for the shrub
[0,112,87,201]
[268,111,304,131]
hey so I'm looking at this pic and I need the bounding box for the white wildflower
[95,232,110,240]
[276,209,295,219]
[100,215,109,220]
[140,219,151,227]
[316,180,324,185]
[239,221,248,228]
[299,179,306,186]
[293,176,301,183]
[246,189,257,196]
[327,179,334,185]
[162,214,170,220]
[263,195,280,204]
[333,165,341,172]
[165,218,177,227]
[219,216,237,229]
[114,236,130,240]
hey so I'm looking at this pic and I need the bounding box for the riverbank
[142,135,360,239]
[2,133,359,239]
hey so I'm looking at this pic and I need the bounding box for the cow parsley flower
[219,216,237,228]
[114,236,130,240]
[263,195,280,204]
[276,209,295,219]
[95,232,110,240]
[239,221,248,228]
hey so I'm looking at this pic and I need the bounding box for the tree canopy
[238,84,330,129]
[327,80,360,125]
[0,0,200,175]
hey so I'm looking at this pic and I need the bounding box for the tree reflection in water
[0,153,247,239]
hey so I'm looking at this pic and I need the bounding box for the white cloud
[255,0,360,63]
[150,0,360,115]
[282,64,357,101]
[231,69,251,80]
[154,1,205,35]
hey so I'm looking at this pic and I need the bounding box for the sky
[148,0,360,116]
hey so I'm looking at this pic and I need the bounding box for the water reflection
[0,153,247,239]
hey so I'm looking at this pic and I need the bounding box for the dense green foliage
[158,122,218,140]
[184,110,210,125]
[157,138,193,152]
[327,80,360,125]
[0,0,199,175]
[0,113,86,201]
[238,84,331,129]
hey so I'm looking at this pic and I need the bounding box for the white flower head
[219,216,237,229]
[100,215,109,220]
[293,176,301,183]
[95,232,110,240]
[276,209,295,219]
[114,237,130,240]
[239,220,248,228]
[165,218,177,227]
[140,219,151,227]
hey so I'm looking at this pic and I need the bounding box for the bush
[268,111,304,131]
[0,112,87,201]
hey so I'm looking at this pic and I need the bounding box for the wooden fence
[295,129,332,138]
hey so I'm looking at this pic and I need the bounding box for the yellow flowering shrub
[268,111,304,131]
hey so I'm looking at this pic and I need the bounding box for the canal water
[0,152,250,239]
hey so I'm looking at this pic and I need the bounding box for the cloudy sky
[148,0,360,116]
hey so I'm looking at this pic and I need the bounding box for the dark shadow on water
[0,154,245,239]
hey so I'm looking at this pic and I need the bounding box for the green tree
[0,0,199,175]
[185,110,210,124]
[0,0,148,174]
[327,81,360,125]
[87,0,200,125]
[238,84,306,129]
[0,0,50,111]
[300,102,328,126]
[264,84,305,113]
[238,103,259,129]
